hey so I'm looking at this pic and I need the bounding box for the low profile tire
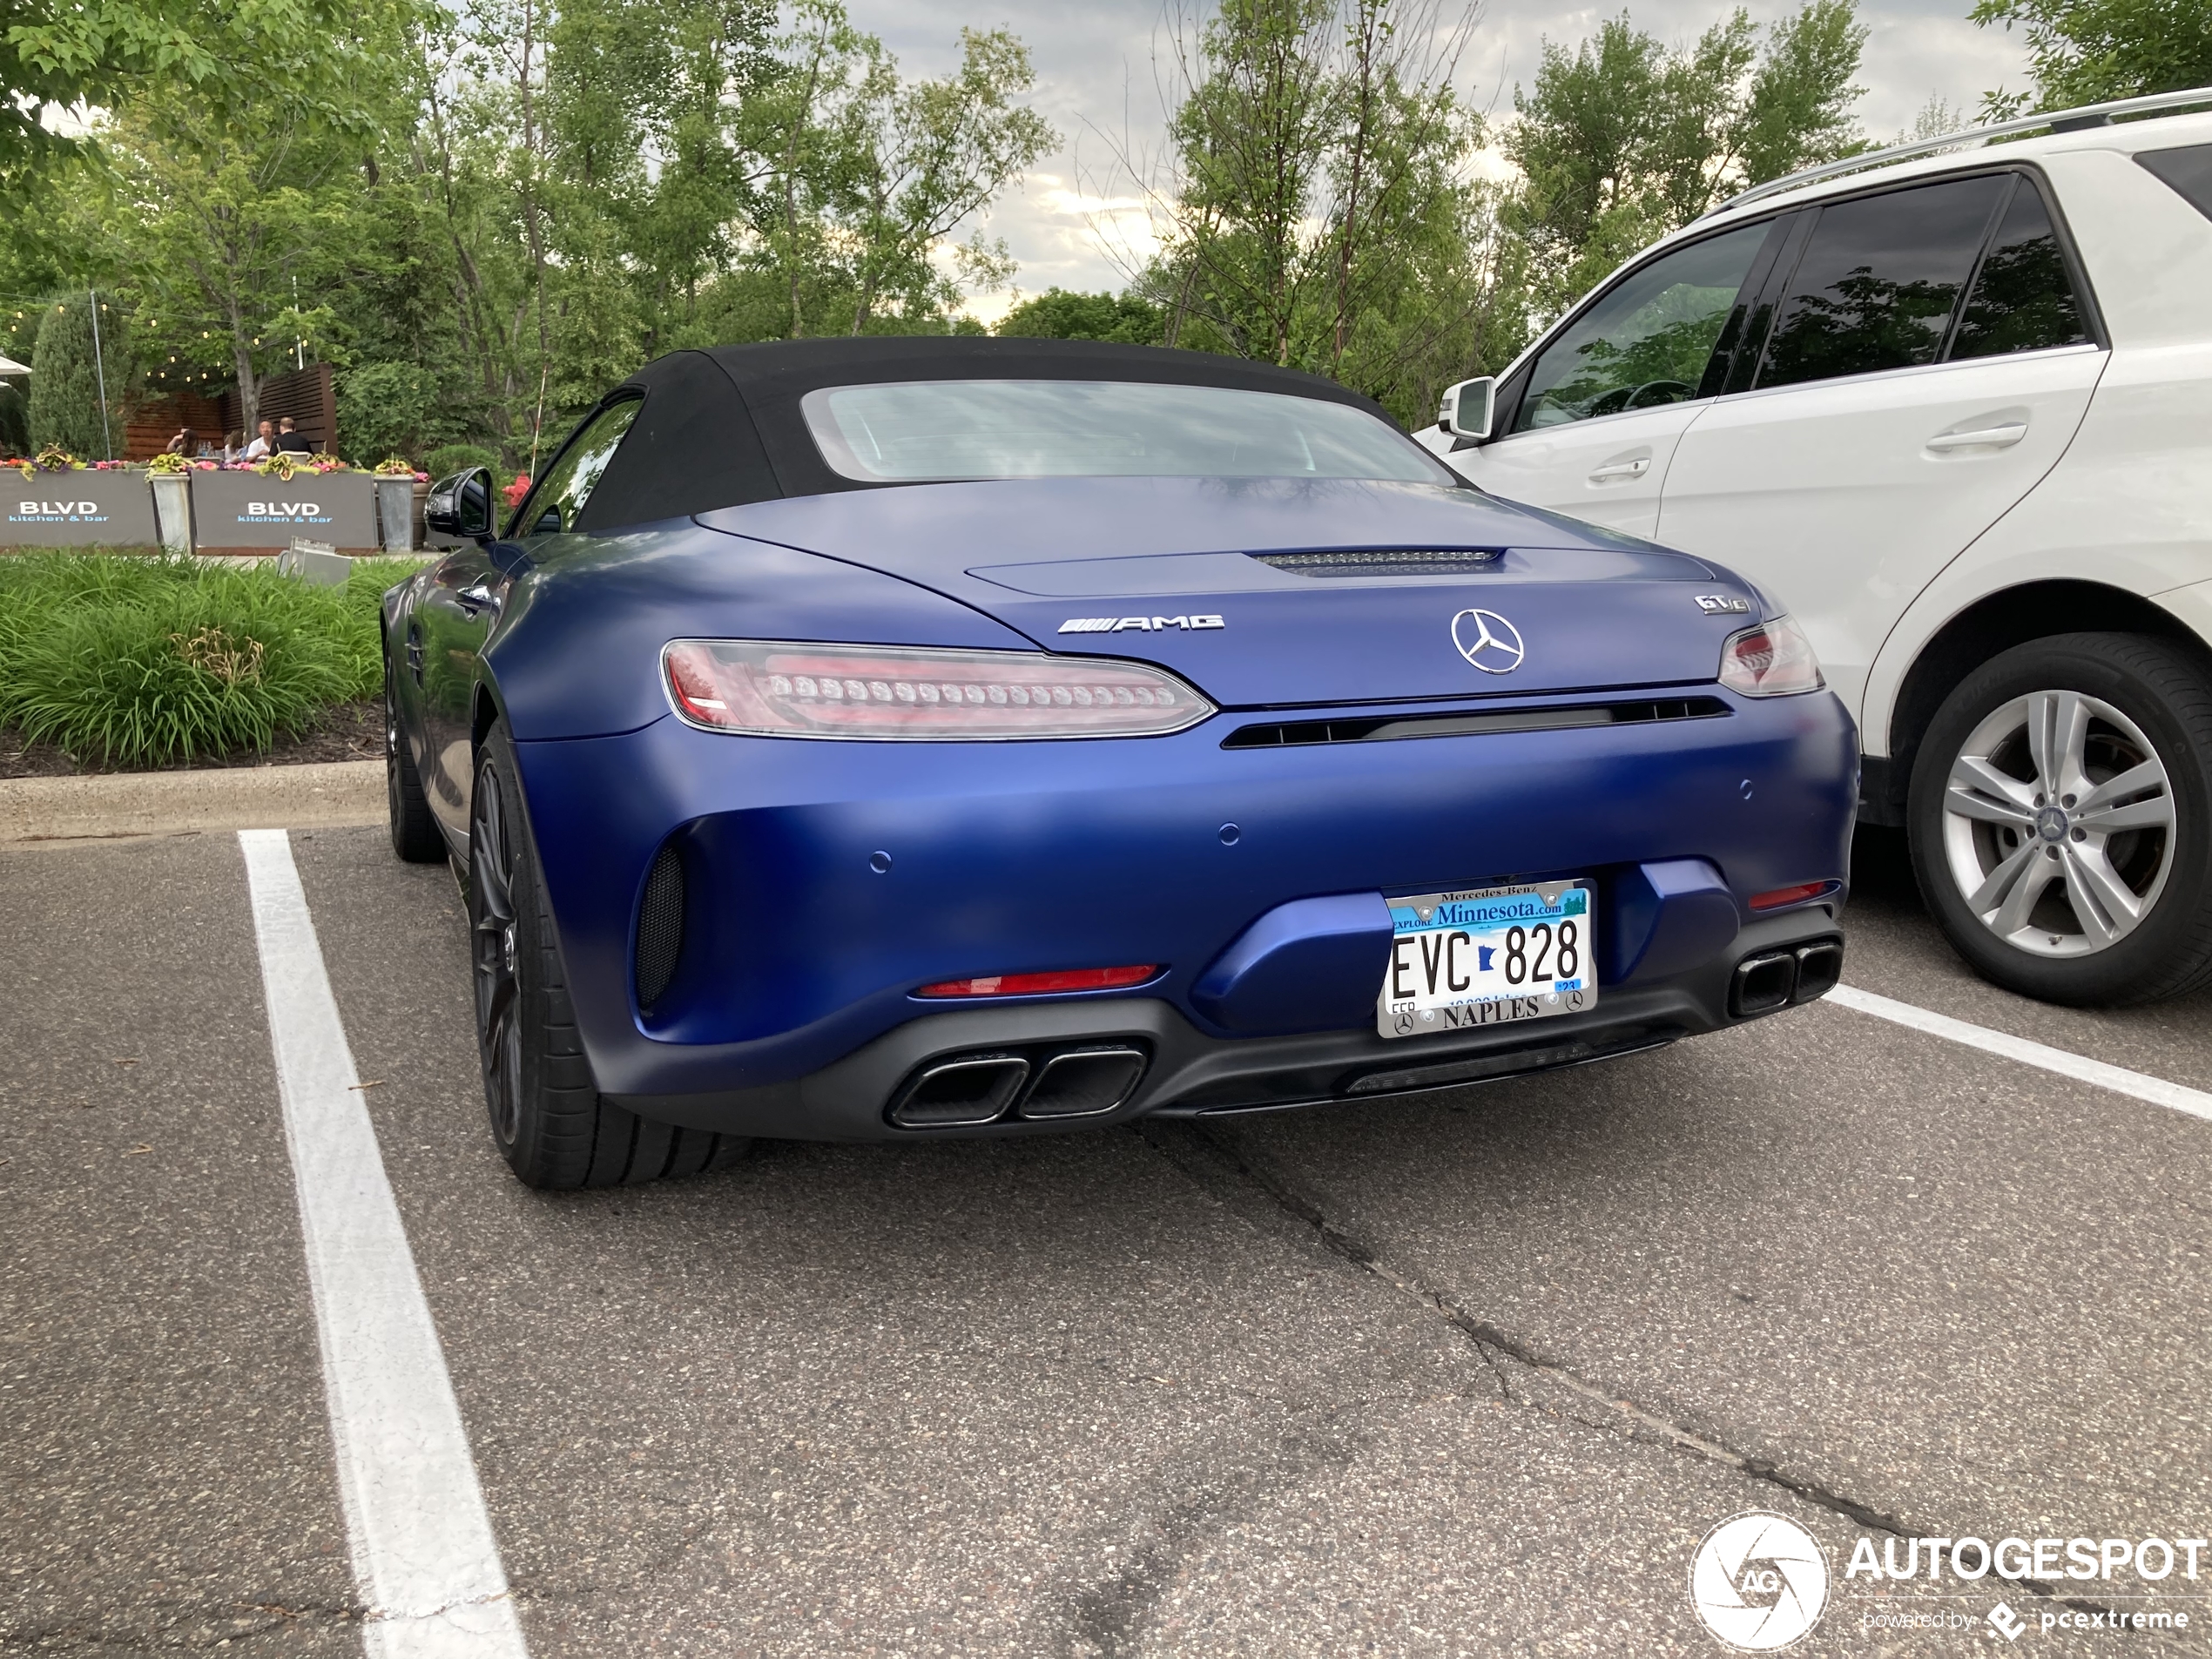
[386,652,445,864]
[469,720,752,1188]
[1907,631,2212,1006]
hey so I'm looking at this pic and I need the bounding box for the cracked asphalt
[4,823,2210,1657]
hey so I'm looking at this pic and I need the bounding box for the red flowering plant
[502,473,531,509]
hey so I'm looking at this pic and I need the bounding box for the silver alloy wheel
[1940,689,2176,957]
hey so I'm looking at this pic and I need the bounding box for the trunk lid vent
[1251,549,1502,577]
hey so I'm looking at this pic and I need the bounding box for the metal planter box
[3,469,159,546]
[189,469,378,550]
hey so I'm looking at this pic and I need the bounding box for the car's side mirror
[1439,377,1495,442]
[424,468,495,543]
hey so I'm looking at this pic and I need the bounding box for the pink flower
[194,459,219,470]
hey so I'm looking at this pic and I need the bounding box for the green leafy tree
[835,27,1056,333]
[1505,3,1866,314]
[3,0,420,190]
[27,292,130,457]
[1972,0,2212,113]
[1121,0,1515,422]
[95,92,351,435]
[996,288,1165,342]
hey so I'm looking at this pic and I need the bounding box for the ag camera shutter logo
[1689,1512,1830,1650]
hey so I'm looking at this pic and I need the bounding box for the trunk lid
[696,476,1757,707]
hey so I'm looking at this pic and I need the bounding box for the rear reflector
[1749,881,1834,911]
[916,965,1157,998]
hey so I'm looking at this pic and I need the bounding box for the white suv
[1422,91,2212,1006]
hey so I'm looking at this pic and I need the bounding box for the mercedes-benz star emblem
[1451,608,1526,674]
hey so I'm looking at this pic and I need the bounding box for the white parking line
[239,829,529,1659]
[1829,982,2212,1124]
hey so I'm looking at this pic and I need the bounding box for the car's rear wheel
[386,652,446,864]
[1908,632,2212,1005]
[469,720,752,1187]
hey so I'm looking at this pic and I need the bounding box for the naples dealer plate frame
[1377,880,1596,1039]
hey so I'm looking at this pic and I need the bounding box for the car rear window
[799,380,1454,484]
[2137,143,2212,223]
[1757,175,2010,388]
[1950,179,2091,359]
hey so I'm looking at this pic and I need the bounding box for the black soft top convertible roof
[570,336,1397,532]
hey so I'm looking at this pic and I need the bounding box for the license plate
[1377,881,1597,1040]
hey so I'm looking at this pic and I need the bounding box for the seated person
[164,426,194,455]
[276,417,314,455]
[242,420,275,461]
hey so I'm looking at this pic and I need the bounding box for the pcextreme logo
[1689,1512,1830,1650]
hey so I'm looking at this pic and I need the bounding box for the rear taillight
[664,640,1213,739]
[1719,615,1823,697]
[916,966,1158,998]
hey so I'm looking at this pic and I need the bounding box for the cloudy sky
[862,0,2033,321]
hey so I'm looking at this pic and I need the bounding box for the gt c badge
[1451,608,1525,674]
[1696,594,1752,615]
[1058,615,1224,634]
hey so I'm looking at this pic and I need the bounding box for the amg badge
[1058,615,1225,634]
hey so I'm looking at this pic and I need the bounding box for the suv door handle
[1588,455,1651,482]
[1925,422,2027,452]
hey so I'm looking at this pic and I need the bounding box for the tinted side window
[2137,143,2212,223]
[1756,176,2009,389]
[1513,221,1770,432]
[514,399,641,536]
[1950,179,2090,360]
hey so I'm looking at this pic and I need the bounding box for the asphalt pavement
[4,822,2210,1657]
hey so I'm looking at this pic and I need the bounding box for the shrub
[424,443,499,480]
[339,361,469,465]
[0,552,420,768]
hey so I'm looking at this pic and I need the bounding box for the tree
[1972,0,2212,113]
[27,292,130,457]
[996,289,1164,343]
[3,0,417,191]
[1111,0,1513,423]
[1504,3,1867,314]
[837,27,1056,333]
[95,91,351,435]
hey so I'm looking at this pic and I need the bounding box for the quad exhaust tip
[888,1044,1149,1129]
[1730,937,1844,1017]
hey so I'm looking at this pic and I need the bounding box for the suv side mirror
[1440,377,1495,442]
[424,468,495,543]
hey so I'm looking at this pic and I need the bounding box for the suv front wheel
[1909,632,2212,1006]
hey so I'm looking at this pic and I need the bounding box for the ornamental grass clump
[0,552,416,768]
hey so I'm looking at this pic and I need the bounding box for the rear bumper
[610,910,1844,1141]
[515,683,1857,1119]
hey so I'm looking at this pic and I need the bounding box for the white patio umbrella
[0,354,30,375]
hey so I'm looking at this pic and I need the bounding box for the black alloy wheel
[465,720,754,1188]
[470,752,525,1148]
[385,651,446,863]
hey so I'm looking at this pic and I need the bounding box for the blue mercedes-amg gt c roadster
[386,337,1855,1188]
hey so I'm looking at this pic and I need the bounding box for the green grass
[0,551,427,769]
